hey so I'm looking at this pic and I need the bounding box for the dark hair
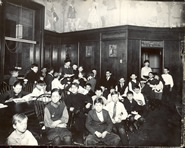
[94,97,104,105]
[92,68,97,71]
[86,83,92,87]
[111,91,119,96]
[51,88,61,95]
[71,83,79,88]
[64,59,71,63]
[154,73,163,81]
[47,67,54,73]
[41,66,47,70]
[164,67,169,71]
[36,80,46,86]
[127,91,133,96]
[78,65,83,69]
[106,69,111,73]
[31,63,38,68]
[95,86,102,92]
[51,88,66,101]
[144,60,150,63]
[9,67,18,73]
[87,72,94,77]
[13,80,23,87]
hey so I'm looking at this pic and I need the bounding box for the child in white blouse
[7,113,38,146]
[51,72,64,90]
[161,67,174,105]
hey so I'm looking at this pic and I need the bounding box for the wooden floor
[0,96,182,146]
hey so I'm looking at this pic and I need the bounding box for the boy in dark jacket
[85,97,120,146]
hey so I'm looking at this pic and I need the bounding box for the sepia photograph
[0,0,184,147]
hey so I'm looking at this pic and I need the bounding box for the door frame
[139,40,164,78]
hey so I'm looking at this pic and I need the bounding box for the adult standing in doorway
[141,60,152,81]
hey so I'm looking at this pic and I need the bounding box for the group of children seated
[4,59,174,146]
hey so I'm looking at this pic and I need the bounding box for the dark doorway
[141,48,163,74]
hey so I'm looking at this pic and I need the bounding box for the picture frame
[85,46,92,57]
[109,44,117,57]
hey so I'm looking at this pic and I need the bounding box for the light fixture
[0,0,2,6]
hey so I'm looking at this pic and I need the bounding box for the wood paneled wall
[127,26,184,93]
[164,40,183,93]
[0,3,4,81]
[44,27,127,79]
[44,26,184,93]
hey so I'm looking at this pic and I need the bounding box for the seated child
[78,66,87,87]
[51,72,65,90]
[70,79,88,95]
[115,77,127,97]
[65,83,91,144]
[86,72,96,92]
[1,81,29,103]
[72,64,78,79]
[91,87,107,109]
[142,72,158,110]
[44,89,72,145]
[107,86,123,103]
[85,97,120,146]
[31,80,46,97]
[105,91,129,146]
[150,74,163,109]
[133,86,146,115]
[9,68,19,86]
[85,83,95,97]
[123,91,145,132]
[7,113,38,145]
[128,74,141,93]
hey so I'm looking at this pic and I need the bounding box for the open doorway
[141,48,163,74]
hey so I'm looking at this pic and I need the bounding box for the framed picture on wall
[85,46,92,57]
[109,44,117,57]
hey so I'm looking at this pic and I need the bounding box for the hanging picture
[85,46,92,57]
[109,44,117,57]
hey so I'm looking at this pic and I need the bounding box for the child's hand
[101,131,108,138]
[131,111,138,114]
[70,107,74,112]
[53,120,62,127]
[85,103,91,109]
[127,114,131,118]
[138,100,143,106]
[115,117,121,123]
[95,131,102,138]
[134,114,141,120]
[57,123,67,128]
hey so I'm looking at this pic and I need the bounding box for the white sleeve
[141,68,144,79]
[170,75,174,88]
